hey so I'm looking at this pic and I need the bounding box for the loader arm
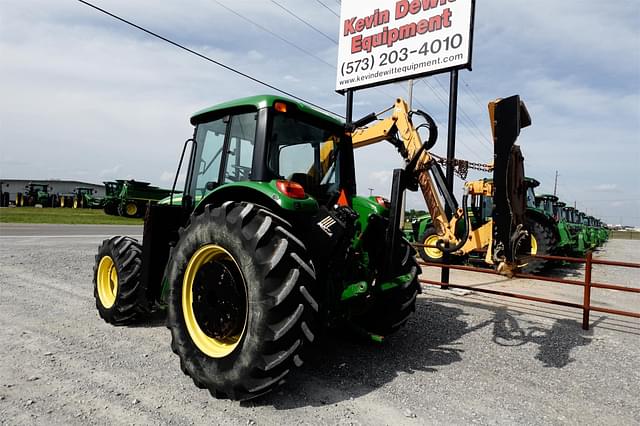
[351,98,461,246]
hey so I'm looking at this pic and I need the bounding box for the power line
[270,0,338,44]
[213,0,334,69]
[76,0,341,117]
[314,0,340,17]
[420,79,487,162]
[460,75,485,109]
[433,76,493,150]
[422,79,490,159]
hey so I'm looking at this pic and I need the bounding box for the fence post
[582,251,593,330]
[441,241,450,290]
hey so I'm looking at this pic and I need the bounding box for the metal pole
[440,69,459,286]
[582,251,593,330]
[343,89,357,199]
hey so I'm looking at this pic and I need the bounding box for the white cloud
[593,184,618,192]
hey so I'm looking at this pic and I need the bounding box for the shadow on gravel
[249,299,493,409]
[491,307,595,368]
[249,297,598,409]
[542,261,584,279]
[421,297,596,369]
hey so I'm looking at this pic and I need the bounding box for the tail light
[276,180,306,199]
[374,196,390,209]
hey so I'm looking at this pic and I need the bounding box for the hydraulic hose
[435,194,471,253]
[404,110,438,175]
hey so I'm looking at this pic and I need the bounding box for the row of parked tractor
[6,180,173,218]
[407,176,609,274]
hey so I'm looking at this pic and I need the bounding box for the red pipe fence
[415,250,639,330]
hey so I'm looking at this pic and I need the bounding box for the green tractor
[93,95,421,400]
[101,181,122,215]
[514,178,558,273]
[549,200,580,256]
[72,187,102,209]
[574,210,596,250]
[18,183,54,207]
[586,216,607,246]
[561,206,588,256]
[595,219,609,245]
[534,194,574,257]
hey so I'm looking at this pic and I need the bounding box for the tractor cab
[184,95,352,213]
[553,201,566,222]
[535,194,559,220]
[524,177,540,208]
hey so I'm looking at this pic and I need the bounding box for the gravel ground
[0,226,638,425]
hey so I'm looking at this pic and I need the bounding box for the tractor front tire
[166,202,319,400]
[520,217,557,274]
[417,227,444,264]
[93,236,145,325]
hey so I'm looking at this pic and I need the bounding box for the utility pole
[368,188,373,196]
[553,171,558,197]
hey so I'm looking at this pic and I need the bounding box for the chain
[430,153,492,180]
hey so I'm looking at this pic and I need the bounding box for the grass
[0,207,144,225]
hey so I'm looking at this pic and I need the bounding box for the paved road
[0,225,638,425]
[0,223,142,238]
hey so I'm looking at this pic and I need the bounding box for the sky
[0,0,639,226]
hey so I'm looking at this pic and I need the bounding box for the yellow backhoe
[349,95,531,275]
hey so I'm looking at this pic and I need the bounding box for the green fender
[194,180,319,214]
[158,180,320,215]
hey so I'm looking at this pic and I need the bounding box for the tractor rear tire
[417,227,444,264]
[354,238,421,337]
[93,236,145,325]
[166,202,318,401]
[520,217,557,274]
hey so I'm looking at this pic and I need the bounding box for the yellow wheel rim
[424,234,444,260]
[126,203,137,216]
[97,256,118,308]
[182,244,247,358]
[530,235,538,255]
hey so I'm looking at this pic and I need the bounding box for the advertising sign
[336,0,475,92]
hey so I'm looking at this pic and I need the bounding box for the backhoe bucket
[489,95,530,273]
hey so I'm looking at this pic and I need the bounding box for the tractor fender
[194,181,319,217]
